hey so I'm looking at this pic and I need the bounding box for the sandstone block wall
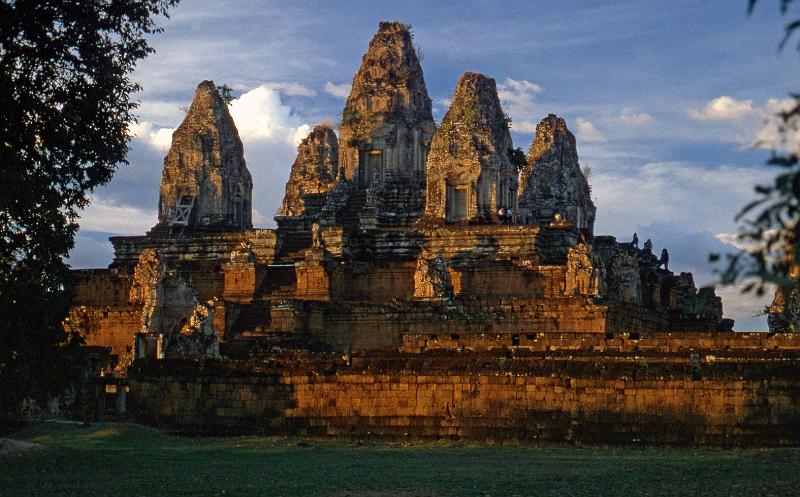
[128,354,800,446]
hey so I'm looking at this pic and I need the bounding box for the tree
[0,0,179,416]
[715,1,800,329]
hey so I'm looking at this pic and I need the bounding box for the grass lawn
[0,421,797,497]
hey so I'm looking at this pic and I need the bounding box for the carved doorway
[446,184,469,223]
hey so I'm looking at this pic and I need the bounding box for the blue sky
[67,0,800,330]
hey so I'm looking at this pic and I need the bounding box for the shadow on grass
[0,420,798,497]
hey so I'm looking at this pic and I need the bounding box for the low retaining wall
[127,352,800,446]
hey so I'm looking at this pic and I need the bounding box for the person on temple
[497,206,505,224]
[506,207,514,224]
[632,232,639,248]
[660,248,669,271]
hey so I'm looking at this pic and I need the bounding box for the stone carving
[425,72,517,223]
[157,80,253,230]
[565,243,597,296]
[311,223,324,249]
[518,115,596,236]
[279,125,340,217]
[594,245,642,304]
[229,241,256,264]
[338,21,436,189]
[413,253,453,300]
[129,249,219,359]
[169,299,220,359]
[129,249,164,334]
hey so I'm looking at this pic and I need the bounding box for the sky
[66,0,800,330]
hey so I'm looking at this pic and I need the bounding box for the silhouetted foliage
[715,2,800,302]
[217,84,234,106]
[0,0,179,416]
[508,147,527,172]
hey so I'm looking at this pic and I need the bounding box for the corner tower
[278,124,340,218]
[517,114,595,236]
[157,81,253,231]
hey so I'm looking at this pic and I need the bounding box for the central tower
[337,22,436,225]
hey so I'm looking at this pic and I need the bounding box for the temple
[65,22,800,446]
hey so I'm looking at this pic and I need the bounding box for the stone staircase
[336,187,377,230]
[377,183,425,227]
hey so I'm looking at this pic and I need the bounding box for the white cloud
[604,112,654,126]
[264,82,317,97]
[592,161,765,238]
[715,283,772,331]
[324,82,352,99]
[66,235,115,269]
[510,121,539,134]
[576,117,606,142]
[751,98,800,152]
[497,77,543,130]
[129,121,175,151]
[229,85,311,146]
[136,100,186,125]
[434,96,452,108]
[687,96,754,122]
[77,196,158,235]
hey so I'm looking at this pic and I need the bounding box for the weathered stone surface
[518,114,596,236]
[278,125,340,217]
[424,72,517,223]
[413,252,453,300]
[157,81,252,230]
[339,22,436,225]
[564,242,597,296]
[129,249,219,359]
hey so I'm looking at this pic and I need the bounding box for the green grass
[1,421,799,496]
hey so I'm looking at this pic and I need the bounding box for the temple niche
[157,80,253,231]
[425,72,517,223]
[518,114,595,236]
[337,21,436,226]
[278,124,340,218]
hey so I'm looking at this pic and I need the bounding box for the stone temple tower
[425,72,517,223]
[517,114,596,236]
[278,124,340,218]
[157,80,253,231]
[337,21,436,225]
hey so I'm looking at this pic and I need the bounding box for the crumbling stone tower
[157,81,253,231]
[425,72,517,223]
[517,114,595,236]
[278,124,340,218]
[337,21,436,225]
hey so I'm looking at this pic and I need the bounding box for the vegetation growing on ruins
[2,421,799,497]
[0,0,179,417]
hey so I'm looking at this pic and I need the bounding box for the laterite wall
[127,352,800,446]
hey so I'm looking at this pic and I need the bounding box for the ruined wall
[128,353,800,446]
[109,229,276,268]
[517,115,595,235]
[401,330,800,354]
[273,297,607,352]
[425,72,517,223]
[157,81,253,230]
[67,270,141,365]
